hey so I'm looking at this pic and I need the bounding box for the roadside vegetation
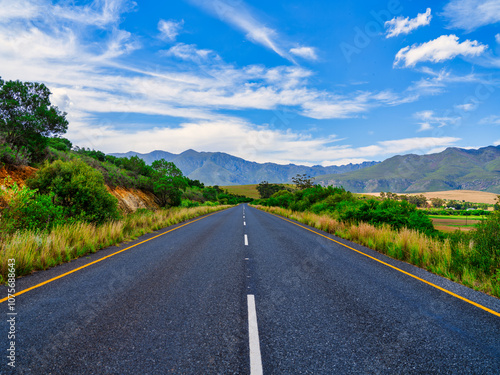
[253,178,500,298]
[0,205,229,283]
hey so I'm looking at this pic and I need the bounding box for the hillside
[0,165,158,213]
[315,146,500,193]
[110,149,379,186]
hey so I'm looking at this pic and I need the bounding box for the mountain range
[109,149,379,186]
[314,146,500,194]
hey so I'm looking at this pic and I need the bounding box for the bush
[471,211,500,276]
[0,142,31,166]
[0,183,65,233]
[27,159,120,224]
[181,199,200,208]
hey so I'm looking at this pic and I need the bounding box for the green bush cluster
[0,183,65,233]
[257,185,435,235]
[26,159,120,225]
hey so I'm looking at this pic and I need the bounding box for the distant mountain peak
[108,149,379,186]
[314,145,500,194]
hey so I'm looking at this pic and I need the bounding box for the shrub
[0,141,31,166]
[27,159,120,224]
[471,211,500,276]
[0,183,65,233]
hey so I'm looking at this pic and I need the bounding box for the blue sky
[1,0,500,166]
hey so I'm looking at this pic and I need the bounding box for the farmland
[362,190,498,204]
[429,215,486,232]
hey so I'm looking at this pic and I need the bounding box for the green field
[428,215,487,220]
[221,184,260,199]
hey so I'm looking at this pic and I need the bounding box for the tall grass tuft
[0,205,230,282]
[254,205,499,298]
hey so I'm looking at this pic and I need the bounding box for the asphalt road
[1,204,499,374]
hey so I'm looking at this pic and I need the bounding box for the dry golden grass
[0,205,230,282]
[253,205,498,297]
[363,190,498,204]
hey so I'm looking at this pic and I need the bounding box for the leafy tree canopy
[257,181,286,199]
[151,159,187,207]
[0,78,68,162]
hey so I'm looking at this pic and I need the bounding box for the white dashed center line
[247,294,263,375]
[244,234,249,246]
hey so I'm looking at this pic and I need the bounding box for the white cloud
[67,115,461,165]
[289,46,318,60]
[158,19,184,42]
[162,43,221,64]
[394,35,487,67]
[494,139,500,146]
[406,68,491,99]
[414,110,460,131]
[385,8,432,38]
[479,115,500,125]
[455,103,476,112]
[0,0,40,21]
[52,0,133,27]
[443,0,500,31]
[496,34,500,44]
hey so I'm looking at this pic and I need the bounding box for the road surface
[1,204,499,374]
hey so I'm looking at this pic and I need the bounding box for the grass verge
[254,205,499,298]
[0,205,231,282]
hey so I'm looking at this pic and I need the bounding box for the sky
[1,0,500,166]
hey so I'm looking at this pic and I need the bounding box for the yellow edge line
[0,210,223,304]
[264,210,500,318]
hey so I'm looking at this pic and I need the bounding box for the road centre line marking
[247,294,263,375]
[0,210,224,304]
[244,234,249,246]
[244,222,246,226]
[265,211,500,318]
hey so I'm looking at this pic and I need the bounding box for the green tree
[151,159,187,207]
[291,174,315,190]
[27,159,119,224]
[0,78,68,162]
[47,137,72,152]
[431,197,445,208]
[257,181,286,199]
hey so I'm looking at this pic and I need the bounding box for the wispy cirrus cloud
[443,0,500,32]
[162,43,221,64]
[187,0,291,59]
[394,35,487,67]
[158,19,184,42]
[385,8,432,38]
[289,46,318,61]
[414,110,460,131]
[187,0,317,63]
[479,115,500,125]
